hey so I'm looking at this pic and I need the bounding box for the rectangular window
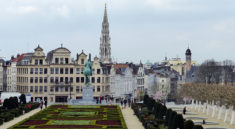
[60,58,63,64]
[35,68,38,74]
[55,68,59,74]
[76,86,80,92]
[35,86,38,92]
[81,68,84,74]
[76,77,80,83]
[97,69,100,74]
[30,68,33,74]
[39,59,43,65]
[55,86,58,92]
[55,77,59,83]
[50,68,54,74]
[65,68,69,74]
[60,68,64,74]
[92,69,95,74]
[35,59,38,65]
[70,77,73,83]
[39,77,43,83]
[44,86,47,92]
[65,86,68,92]
[70,86,73,92]
[40,68,43,74]
[50,77,54,83]
[60,77,64,83]
[35,77,38,83]
[55,58,59,64]
[30,86,33,92]
[76,68,80,74]
[30,77,33,83]
[81,77,84,83]
[50,87,54,92]
[65,58,69,64]
[70,68,73,74]
[60,87,64,92]
[97,86,100,92]
[81,59,84,64]
[92,77,95,83]
[65,77,69,84]
[44,77,47,83]
[97,77,100,83]
[44,68,47,74]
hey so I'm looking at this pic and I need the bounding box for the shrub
[193,125,204,129]
[168,111,177,129]
[165,109,172,126]
[184,120,194,129]
[175,114,184,129]
[19,94,26,104]
[3,99,9,109]
[0,118,3,125]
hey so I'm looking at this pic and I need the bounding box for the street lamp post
[69,81,72,100]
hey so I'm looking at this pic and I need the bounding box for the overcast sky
[0,0,235,64]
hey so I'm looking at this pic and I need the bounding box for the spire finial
[61,44,63,48]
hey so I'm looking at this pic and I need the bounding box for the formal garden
[0,94,40,126]
[131,95,204,129]
[8,105,127,129]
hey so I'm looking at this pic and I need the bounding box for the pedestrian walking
[120,99,124,109]
[124,99,127,108]
[183,107,186,115]
[128,98,131,107]
[44,100,47,108]
[40,100,43,110]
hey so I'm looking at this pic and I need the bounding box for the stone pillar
[230,111,235,125]
[203,103,207,113]
[191,99,194,109]
[195,100,198,110]
[198,101,202,112]
[206,104,210,115]
[212,105,216,117]
[217,106,224,120]
[224,109,229,122]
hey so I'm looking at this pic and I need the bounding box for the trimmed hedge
[132,95,204,129]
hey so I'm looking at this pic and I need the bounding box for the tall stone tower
[185,47,192,71]
[99,4,112,64]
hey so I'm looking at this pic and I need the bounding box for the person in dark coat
[44,100,47,108]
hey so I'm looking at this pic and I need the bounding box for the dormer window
[65,58,69,64]
[39,59,43,65]
[55,58,59,64]
[81,59,84,64]
[60,58,64,64]
[35,59,38,65]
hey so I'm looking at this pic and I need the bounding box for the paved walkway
[121,107,145,129]
[0,108,41,129]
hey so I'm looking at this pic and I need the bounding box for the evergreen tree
[184,120,194,129]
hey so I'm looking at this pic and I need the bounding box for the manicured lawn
[8,105,127,129]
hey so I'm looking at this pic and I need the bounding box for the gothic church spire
[99,4,112,64]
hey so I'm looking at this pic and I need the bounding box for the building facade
[13,45,111,103]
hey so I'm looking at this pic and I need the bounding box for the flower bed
[9,105,127,129]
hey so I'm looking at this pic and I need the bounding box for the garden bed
[8,105,127,129]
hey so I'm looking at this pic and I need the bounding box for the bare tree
[194,59,222,84]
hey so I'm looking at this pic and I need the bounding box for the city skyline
[0,0,235,64]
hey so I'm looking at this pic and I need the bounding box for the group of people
[120,98,131,109]
[40,99,47,110]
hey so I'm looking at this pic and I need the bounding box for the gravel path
[121,107,145,129]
